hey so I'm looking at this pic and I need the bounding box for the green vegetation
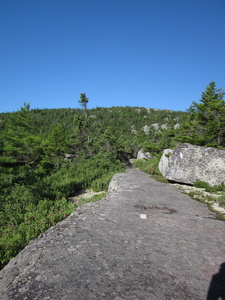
[0,197,76,269]
[78,93,89,117]
[132,158,162,176]
[193,180,225,193]
[217,194,225,209]
[72,192,107,207]
[151,174,169,184]
[176,81,225,148]
[181,188,225,221]
[132,159,169,183]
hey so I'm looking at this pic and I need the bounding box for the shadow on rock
[207,262,225,300]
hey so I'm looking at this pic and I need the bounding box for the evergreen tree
[176,82,225,148]
[78,93,89,117]
[20,102,30,112]
[188,81,225,147]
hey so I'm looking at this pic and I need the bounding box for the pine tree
[78,93,89,117]
[188,81,225,147]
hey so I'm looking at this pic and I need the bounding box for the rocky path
[0,169,224,299]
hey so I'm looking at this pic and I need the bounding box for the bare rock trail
[0,168,224,299]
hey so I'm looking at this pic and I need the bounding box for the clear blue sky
[1,0,225,113]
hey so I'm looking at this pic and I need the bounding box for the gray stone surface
[161,124,168,129]
[174,123,180,130]
[143,125,149,134]
[159,143,225,186]
[0,169,224,300]
[137,148,154,160]
[158,149,173,176]
[151,123,159,130]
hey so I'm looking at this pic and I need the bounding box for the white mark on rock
[180,152,183,159]
[67,247,76,252]
[140,214,147,219]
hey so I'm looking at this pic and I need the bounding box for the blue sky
[0,0,225,113]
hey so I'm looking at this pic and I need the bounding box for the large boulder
[159,143,225,187]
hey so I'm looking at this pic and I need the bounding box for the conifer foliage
[78,93,89,117]
[186,81,225,147]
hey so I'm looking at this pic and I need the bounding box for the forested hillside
[0,81,224,269]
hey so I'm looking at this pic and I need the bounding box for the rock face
[159,143,225,187]
[137,148,154,160]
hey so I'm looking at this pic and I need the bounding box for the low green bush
[194,180,225,193]
[0,197,76,270]
[91,173,117,192]
[217,193,225,208]
[193,180,211,191]
[132,158,162,176]
[74,193,106,207]
[151,175,169,184]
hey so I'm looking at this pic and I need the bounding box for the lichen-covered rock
[174,123,180,129]
[143,125,149,134]
[131,125,137,135]
[151,123,159,130]
[161,124,168,129]
[137,148,154,160]
[158,149,173,176]
[159,143,225,187]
